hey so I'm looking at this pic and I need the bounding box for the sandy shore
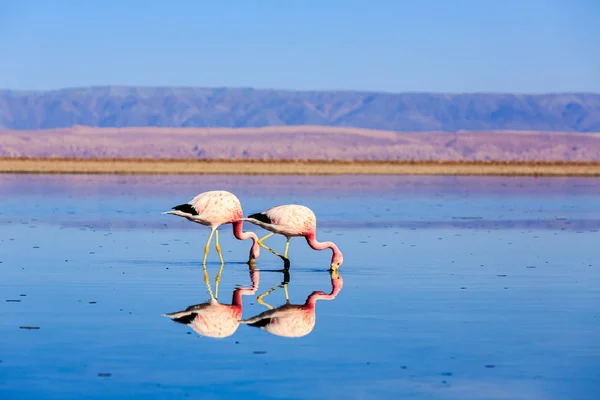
[1,158,600,176]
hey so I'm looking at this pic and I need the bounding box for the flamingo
[163,264,259,338]
[241,270,343,338]
[243,204,343,269]
[163,190,260,264]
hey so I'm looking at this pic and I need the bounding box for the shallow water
[1,174,599,400]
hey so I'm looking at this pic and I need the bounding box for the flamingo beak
[330,262,342,270]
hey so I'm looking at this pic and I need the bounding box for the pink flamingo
[163,265,259,338]
[163,190,260,264]
[241,270,343,338]
[243,205,344,269]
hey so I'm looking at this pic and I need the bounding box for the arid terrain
[2,126,600,162]
[2,87,600,175]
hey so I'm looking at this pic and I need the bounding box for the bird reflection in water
[241,269,343,337]
[163,265,259,338]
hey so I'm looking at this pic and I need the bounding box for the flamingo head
[331,251,344,270]
[249,240,260,263]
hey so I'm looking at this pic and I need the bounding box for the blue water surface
[1,174,599,400]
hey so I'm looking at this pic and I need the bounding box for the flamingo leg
[259,242,285,258]
[258,240,285,258]
[214,228,224,265]
[202,264,215,299]
[283,237,291,259]
[214,262,224,299]
[258,232,274,243]
[257,233,277,253]
[257,233,274,250]
[257,232,290,265]
[257,286,277,310]
[203,228,216,265]
[283,282,290,303]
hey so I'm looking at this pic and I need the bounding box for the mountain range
[1,87,599,132]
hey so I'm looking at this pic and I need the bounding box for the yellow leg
[257,232,289,259]
[259,242,286,258]
[203,264,215,299]
[257,286,277,310]
[214,261,224,299]
[203,229,216,265]
[283,283,289,303]
[257,233,274,244]
[214,228,224,265]
[283,238,291,259]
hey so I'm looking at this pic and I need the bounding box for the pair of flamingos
[165,265,343,338]
[164,190,344,269]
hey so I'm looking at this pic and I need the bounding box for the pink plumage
[241,271,343,337]
[164,268,259,338]
[245,204,343,268]
[164,190,260,264]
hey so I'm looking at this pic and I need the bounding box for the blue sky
[0,0,599,93]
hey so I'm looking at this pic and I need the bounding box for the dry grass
[1,157,600,176]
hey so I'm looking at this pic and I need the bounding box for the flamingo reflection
[241,270,343,337]
[164,265,259,338]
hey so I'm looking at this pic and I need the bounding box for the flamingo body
[244,304,316,337]
[169,190,243,227]
[165,299,243,338]
[165,268,259,338]
[164,190,260,263]
[241,272,343,338]
[245,204,343,268]
[248,205,316,236]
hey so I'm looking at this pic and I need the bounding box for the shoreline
[1,158,600,176]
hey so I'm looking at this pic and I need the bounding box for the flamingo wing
[245,205,316,236]
[163,303,212,324]
[247,212,271,224]
[172,203,198,215]
[241,304,302,325]
[271,205,316,235]
[190,191,242,224]
[241,305,315,337]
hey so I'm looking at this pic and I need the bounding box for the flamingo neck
[232,220,260,257]
[231,289,244,307]
[231,268,260,306]
[232,220,257,242]
[306,274,344,307]
[305,233,341,259]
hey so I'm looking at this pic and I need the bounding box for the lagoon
[1,174,599,399]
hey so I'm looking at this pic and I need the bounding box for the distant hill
[1,87,599,131]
